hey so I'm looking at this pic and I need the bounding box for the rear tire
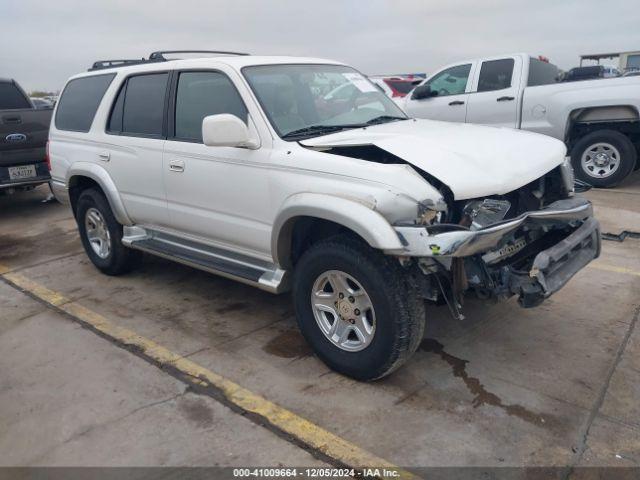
[293,235,425,381]
[76,188,141,276]
[571,129,636,188]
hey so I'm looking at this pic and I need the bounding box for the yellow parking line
[3,271,70,306]
[0,264,416,478]
[589,262,640,277]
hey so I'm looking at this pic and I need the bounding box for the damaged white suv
[50,51,600,380]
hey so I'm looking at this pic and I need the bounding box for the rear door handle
[98,152,110,162]
[448,100,465,106]
[497,96,515,102]
[169,159,185,172]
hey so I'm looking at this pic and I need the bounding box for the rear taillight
[45,140,51,171]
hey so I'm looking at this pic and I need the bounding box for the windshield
[243,64,408,140]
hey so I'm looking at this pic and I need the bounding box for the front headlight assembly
[560,157,575,196]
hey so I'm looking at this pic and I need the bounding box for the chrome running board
[122,226,290,293]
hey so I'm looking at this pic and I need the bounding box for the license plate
[8,164,37,180]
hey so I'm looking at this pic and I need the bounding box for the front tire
[571,130,636,188]
[293,235,425,381]
[76,188,141,276]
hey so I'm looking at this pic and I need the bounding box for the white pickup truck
[403,53,640,188]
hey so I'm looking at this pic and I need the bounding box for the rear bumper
[50,180,70,204]
[0,160,50,189]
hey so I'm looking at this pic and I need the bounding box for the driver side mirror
[202,114,258,149]
[411,84,437,100]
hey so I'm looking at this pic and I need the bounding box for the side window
[425,64,471,96]
[477,59,514,92]
[55,74,115,132]
[174,71,248,142]
[109,73,168,137]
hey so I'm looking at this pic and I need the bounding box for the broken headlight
[560,157,575,196]
[416,198,448,225]
[462,199,511,230]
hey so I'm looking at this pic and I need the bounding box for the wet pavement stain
[178,397,214,428]
[421,338,547,426]
[263,329,313,359]
[215,302,249,315]
[0,229,80,261]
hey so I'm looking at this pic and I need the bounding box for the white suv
[50,51,600,380]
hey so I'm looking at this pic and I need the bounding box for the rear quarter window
[0,82,32,109]
[528,59,561,86]
[55,74,115,132]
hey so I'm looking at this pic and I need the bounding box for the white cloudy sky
[2,0,639,92]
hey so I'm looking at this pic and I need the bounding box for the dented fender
[272,192,405,267]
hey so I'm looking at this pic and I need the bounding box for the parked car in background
[30,97,54,109]
[602,66,622,78]
[50,51,599,380]
[369,76,421,101]
[403,53,640,187]
[623,70,640,77]
[0,78,52,193]
[562,65,620,82]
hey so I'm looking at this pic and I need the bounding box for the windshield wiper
[364,115,408,125]
[281,124,364,140]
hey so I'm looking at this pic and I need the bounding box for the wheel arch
[67,162,132,225]
[272,193,405,269]
[565,105,640,147]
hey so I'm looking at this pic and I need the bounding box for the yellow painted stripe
[4,271,70,306]
[589,262,640,277]
[0,266,416,478]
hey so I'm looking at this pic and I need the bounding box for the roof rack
[88,50,250,71]
[149,50,250,60]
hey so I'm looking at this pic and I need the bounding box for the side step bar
[122,227,290,294]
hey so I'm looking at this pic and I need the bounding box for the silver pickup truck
[0,78,52,193]
[403,53,640,188]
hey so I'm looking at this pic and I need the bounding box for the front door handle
[169,159,185,172]
[497,96,515,102]
[448,100,465,106]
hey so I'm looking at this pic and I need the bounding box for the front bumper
[394,196,600,307]
[507,216,600,307]
[394,197,594,258]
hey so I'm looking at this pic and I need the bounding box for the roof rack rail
[148,50,250,60]
[89,58,157,71]
[89,50,250,71]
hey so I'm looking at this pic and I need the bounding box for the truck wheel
[76,188,141,276]
[293,234,425,381]
[571,130,636,188]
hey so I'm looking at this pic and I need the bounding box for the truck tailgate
[0,108,51,167]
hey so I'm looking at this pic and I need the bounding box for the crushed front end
[393,163,601,311]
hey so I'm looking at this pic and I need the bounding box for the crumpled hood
[300,119,567,200]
